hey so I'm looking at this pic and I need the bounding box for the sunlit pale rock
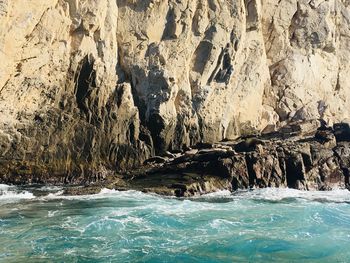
[0,0,349,181]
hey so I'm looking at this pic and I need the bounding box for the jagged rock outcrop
[64,123,350,197]
[0,0,349,183]
[121,123,350,197]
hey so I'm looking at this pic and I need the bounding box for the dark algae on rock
[119,121,349,197]
[58,121,350,197]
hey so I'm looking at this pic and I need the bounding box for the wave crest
[0,184,35,203]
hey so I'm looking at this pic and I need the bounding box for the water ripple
[0,186,350,262]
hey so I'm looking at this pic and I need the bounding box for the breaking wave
[1,185,350,262]
[0,184,34,203]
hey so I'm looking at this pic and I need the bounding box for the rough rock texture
[122,123,350,197]
[63,123,350,197]
[0,0,350,182]
[0,0,153,183]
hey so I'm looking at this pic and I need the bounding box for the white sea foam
[39,188,155,202]
[198,190,232,198]
[47,210,59,218]
[99,188,118,194]
[40,188,120,201]
[209,218,241,229]
[38,186,63,192]
[45,190,65,198]
[1,184,350,205]
[0,185,35,203]
[234,187,350,203]
[0,184,11,190]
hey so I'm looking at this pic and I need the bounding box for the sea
[1,184,350,262]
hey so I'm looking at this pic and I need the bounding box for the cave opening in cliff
[74,55,96,115]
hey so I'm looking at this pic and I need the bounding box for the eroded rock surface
[123,123,350,197]
[0,0,350,183]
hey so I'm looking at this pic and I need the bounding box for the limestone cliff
[0,0,349,183]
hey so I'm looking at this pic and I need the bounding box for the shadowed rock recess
[0,0,350,195]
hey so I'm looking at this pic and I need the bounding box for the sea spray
[0,186,350,262]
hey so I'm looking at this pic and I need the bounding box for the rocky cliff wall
[0,0,349,183]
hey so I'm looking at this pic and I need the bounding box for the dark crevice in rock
[230,31,240,52]
[128,122,136,144]
[207,0,217,12]
[245,154,256,187]
[245,0,259,31]
[115,85,124,108]
[285,153,305,189]
[191,40,213,75]
[74,55,96,116]
[139,126,153,149]
[207,45,233,85]
[148,113,166,154]
[207,47,225,84]
[116,44,152,148]
[335,71,341,92]
[131,76,147,126]
[162,7,177,40]
[334,123,350,142]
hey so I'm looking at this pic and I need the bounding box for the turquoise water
[1,185,350,262]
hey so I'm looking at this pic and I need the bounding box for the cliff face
[0,0,349,183]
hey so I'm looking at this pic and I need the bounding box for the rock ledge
[65,122,350,197]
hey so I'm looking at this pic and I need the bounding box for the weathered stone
[123,128,350,196]
[315,129,336,148]
[334,123,350,142]
[0,0,350,186]
[230,155,250,190]
[144,156,168,165]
